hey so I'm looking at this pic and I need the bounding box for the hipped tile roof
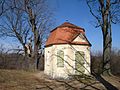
[45,22,91,47]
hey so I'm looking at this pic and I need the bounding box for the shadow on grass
[93,74,118,90]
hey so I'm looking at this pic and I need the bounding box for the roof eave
[45,43,91,48]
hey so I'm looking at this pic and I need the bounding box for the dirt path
[0,69,120,90]
[33,72,102,90]
[102,75,120,89]
[34,72,120,90]
[34,71,77,90]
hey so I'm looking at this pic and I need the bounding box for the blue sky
[49,0,120,52]
[0,0,120,52]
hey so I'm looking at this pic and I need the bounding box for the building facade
[44,22,91,79]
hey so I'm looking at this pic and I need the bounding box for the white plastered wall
[44,44,91,79]
[73,34,86,42]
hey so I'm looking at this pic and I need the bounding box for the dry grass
[0,69,120,90]
[0,69,39,90]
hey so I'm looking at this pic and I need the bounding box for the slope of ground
[0,69,120,90]
[0,69,40,90]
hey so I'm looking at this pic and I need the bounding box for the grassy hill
[0,69,120,90]
[0,69,40,90]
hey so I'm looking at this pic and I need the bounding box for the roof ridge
[51,22,85,32]
[58,22,84,29]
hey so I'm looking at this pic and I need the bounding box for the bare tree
[0,0,9,16]
[24,0,53,70]
[86,0,120,75]
[0,0,53,70]
[0,0,30,55]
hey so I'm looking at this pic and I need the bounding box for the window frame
[57,50,64,67]
[75,51,85,74]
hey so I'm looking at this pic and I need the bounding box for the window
[57,50,64,67]
[75,51,85,74]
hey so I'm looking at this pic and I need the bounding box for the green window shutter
[75,51,85,74]
[57,50,64,67]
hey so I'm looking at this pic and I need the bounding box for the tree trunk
[23,45,28,55]
[34,35,39,70]
[99,0,111,75]
[26,4,39,71]
[102,31,111,75]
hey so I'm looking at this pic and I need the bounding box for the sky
[0,0,120,52]
[48,0,120,52]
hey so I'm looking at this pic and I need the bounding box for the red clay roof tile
[45,22,91,47]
